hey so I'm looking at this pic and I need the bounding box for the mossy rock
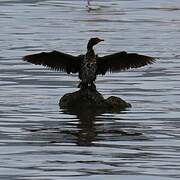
[59,88,131,112]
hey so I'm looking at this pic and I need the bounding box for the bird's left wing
[23,51,84,74]
[96,51,155,75]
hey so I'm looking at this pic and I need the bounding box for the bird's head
[87,37,104,50]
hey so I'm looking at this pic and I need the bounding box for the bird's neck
[87,41,94,51]
[87,48,95,56]
[85,48,96,62]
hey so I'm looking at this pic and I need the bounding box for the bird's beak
[98,39,104,42]
[98,38,104,42]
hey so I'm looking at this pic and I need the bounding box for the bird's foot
[77,82,81,88]
[89,83,96,91]
[78,82,88,90]
[78,82,96,91]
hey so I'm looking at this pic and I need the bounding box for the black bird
[23,37,155,90]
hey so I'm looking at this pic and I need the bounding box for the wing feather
[96,51,155,75]
[23,51,83,74]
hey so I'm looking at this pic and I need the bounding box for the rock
[106,96,131,111]
[59,88,131,112]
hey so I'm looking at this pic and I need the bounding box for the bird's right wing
[23,51,84,74]
[96,51,155,75]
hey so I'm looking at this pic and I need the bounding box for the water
[0,0,180,179]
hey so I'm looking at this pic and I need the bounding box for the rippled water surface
[0,0,180,179]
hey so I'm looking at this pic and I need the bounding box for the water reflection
[26,107,143,147]
[64,108,143,146]
[63,108,101,146]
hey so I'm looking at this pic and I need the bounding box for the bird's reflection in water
[64,107,144,146]
[62,108,105,146]
[25,107,144,146]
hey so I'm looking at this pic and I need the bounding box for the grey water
[0,0,180,179]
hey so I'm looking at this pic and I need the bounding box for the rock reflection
[25,105,143,147]
[63,107,143,146]
[63,108,101,146]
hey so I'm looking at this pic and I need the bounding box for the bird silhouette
[23,37,155,90]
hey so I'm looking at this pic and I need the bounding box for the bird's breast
[80,60,97,83]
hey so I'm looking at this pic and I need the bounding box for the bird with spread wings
[23,38,155,89]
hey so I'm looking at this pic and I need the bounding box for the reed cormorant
[23,37,155,90]
[87,0,91,6]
